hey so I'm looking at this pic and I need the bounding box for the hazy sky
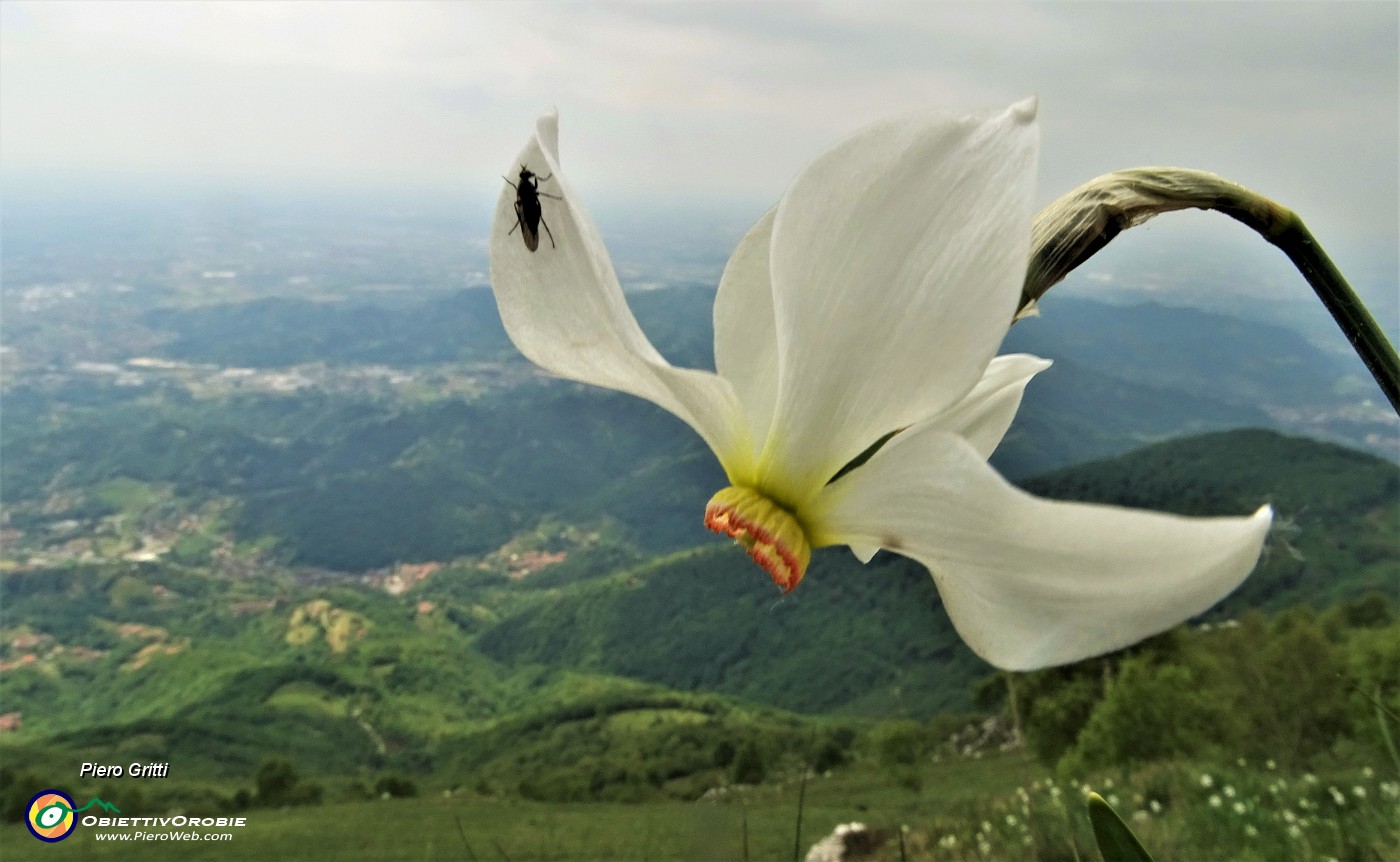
[2,1,1397,252]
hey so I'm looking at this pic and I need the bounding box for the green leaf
[1086,792,1155,862]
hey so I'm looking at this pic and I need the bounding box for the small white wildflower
[1237,757,1247,767]
[1103,778,1114,789]
[1362,766,1374,779]
[1149,800,1162,814]
[1209,794,1223,808]
[1232,801,1246,815]
[1131,810,1149,823]
[1352,785,1366,799]
[1266,759,1276,770]
[1328,786,1346,806]
[1288,824,1302,839]
[1303,773,1318,785]
[1244,824,1258,838]
[1107,794,1120,807]
[1224,784,1236,799]
[1200,773,1214,788]
[1005,814,1017,827]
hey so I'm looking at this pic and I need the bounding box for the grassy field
[1,753,1041,861]
[6,754,1395,861]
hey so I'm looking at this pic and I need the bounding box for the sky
[1,1,1396,300]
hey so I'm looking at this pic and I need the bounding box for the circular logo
[26,790,78,842]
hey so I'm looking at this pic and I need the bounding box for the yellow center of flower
[703,485,812,594]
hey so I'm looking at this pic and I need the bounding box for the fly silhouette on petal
[504,165,560,251]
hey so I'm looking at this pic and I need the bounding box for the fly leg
[535,174,563,200]
[508,200,525,237]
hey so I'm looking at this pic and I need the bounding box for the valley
[2,196,1396,860]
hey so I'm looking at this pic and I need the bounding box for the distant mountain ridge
[1002,298,1371,408]
[142,287,1372,405]
[139,286,1397,469]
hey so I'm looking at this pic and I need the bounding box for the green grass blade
[1086,792,1155,862]
[1378,698,1400,778]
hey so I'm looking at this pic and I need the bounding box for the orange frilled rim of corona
[703,486,813,594]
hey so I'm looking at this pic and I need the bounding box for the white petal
[931,354,1051,460]
[489,112,753,478]
[844,354,1046,566]
[713,207,779,465]
[849,543,880,564]
[807,427,1272,670]
[758,99,1040,502]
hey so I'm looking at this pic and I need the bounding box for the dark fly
[504,165,561,251]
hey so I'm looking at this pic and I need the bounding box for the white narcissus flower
[488,101,1273,671]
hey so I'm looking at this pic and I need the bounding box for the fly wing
[515,200,540,252]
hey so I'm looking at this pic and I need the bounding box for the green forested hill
[475,429,1397,718]
[477,546,982,718]
[1000,299,1371,408]
[2,426,1394,814]
[0,560,825,806]
[990,357,1269,478]
[2,383,723,569]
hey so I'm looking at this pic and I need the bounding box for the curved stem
[1023,168,1400,415]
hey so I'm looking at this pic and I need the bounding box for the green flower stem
[1023,168,1400,415]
